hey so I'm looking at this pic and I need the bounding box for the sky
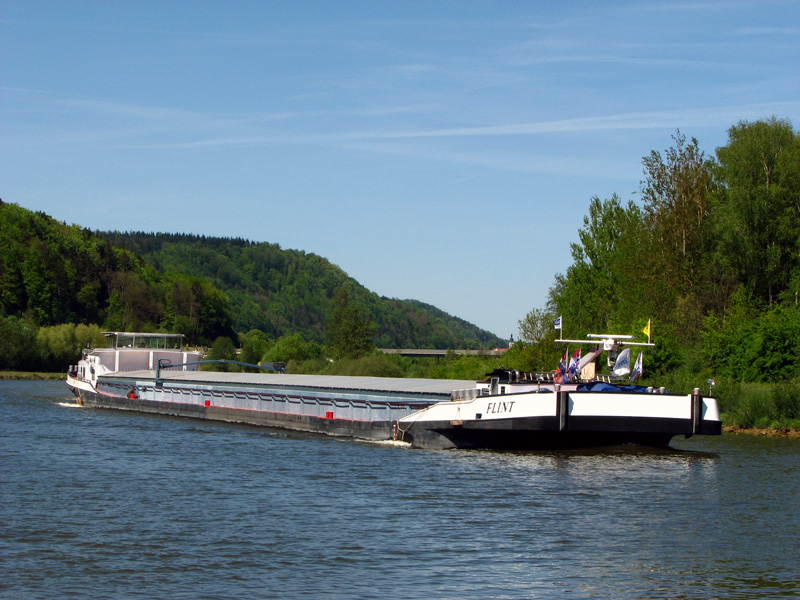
[2,1,798,340]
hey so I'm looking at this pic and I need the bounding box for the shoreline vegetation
[7,370,797,438]
[1,371,64,380]
[722,425,800,439]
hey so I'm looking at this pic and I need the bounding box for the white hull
[397,387,721,449]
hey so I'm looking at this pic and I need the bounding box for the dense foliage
[325,289,378,359]
[515,118,799,395]
[0,204,140,327]
[0,201,237,363]
[98,231,503,349]
[0,201,502,371]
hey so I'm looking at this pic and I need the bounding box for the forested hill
[0,201,503,352]
[97,230,503,348]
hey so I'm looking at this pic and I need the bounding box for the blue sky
[2,1,798,339]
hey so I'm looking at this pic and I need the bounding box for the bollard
[691,388,703,435]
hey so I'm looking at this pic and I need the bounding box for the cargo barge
[67,332,722,449]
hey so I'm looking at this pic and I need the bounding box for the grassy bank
[0,371,64,380]
[644,372,800,433]
[713,380,800,432]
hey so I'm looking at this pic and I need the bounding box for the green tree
[159,273,234,345]
[36,323,104,371]
[240,329,269,367]
[714,117,800,306]
[641,131,716,297]
[325,289,377,359]
[103,270,160,331]
[548,194,646,333]
[516,308,560,372]
[0,316,38,370]
[196,281,235,345]
[206,336,237,371]
[262,333,323,363]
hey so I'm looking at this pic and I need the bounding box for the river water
[2,380,799,599]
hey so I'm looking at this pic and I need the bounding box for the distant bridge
[378,348,507,359]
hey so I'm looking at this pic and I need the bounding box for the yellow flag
[642,319,651,338]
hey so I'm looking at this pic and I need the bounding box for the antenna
[586,333,634,339]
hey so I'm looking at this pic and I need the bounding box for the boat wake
[57,402,82,408]
[363,439,411,448]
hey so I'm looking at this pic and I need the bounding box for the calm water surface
[2,380,799,599]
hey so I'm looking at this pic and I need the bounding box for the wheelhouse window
[103,333,184,350]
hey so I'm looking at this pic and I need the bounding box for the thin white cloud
[97,102,797,180]
[3,84,797,160]
[737,26,800,35]
[340,103,800,140]
[634,1,757,13]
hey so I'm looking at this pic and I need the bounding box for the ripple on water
[1,381,798,600]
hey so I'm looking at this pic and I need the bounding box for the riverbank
[0,371,64,380]
[723,425,800,439]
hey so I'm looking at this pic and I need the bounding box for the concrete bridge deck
[378,348,506,358]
